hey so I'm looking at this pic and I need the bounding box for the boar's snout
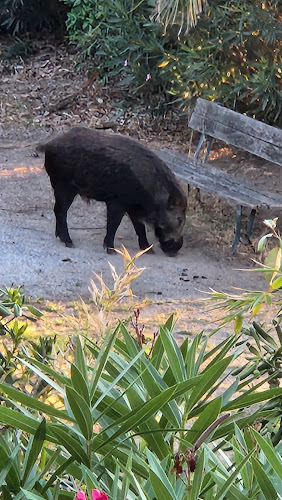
[159,236,184,256]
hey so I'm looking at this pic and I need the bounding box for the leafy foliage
[0,251,281,498]
[62,0,281,125]
[167,0,282,124]
[0,323,281,498]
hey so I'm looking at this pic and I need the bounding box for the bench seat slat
[189,98,282,167]
[155,148,282,210]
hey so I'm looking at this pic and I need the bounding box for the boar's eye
[177,216,184,226]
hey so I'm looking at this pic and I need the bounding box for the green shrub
[164,0,282,125]
[62,0,281,125]
[0,251,281,498]
[64,0,166,96]
[0,324,282,498]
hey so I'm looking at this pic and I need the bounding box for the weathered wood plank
[189,98,282,166]
[155,148,282,209]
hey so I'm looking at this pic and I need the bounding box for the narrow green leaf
[41,455,76,494]
[224,387,282,411]
[253,322,279,347]
[188,356,233,413]
[0,406,39,435]
[189,449,205,500]
[251,457,277,500]
[26,305,43,317]
[13,303,22,317]
[121,450,132,500]
[92,344,147,412]
[151,333,165,371]
[257,233,272,252]
[213,448,255,500]
[22,419,46,484]
[271,276,282,290]
[160,326,186,383]
[185,334,202,378]
[221,379,239,407]
[16,358,65,394]
[232,436,251,490]
[184,398,222,446]
[146,449,177,500]
[65,386,93,440]
[94,386,177,452]
[50,426,90,467]
[71,364,90,405]
[164,314,175,331]
[119,322,140,358]
[252,428,282,480]
[0,304,12,316]
[74,336,88,381]
[211,475,251,500]
[234,314,243,333]
[0,439,20,490]
[0,382,73,422]
[117,460,148,500]
[88,324,120,400]
[139,358,181,427]
[21,489,45,499]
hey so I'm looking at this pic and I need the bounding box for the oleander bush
[2,1,281,124]
[0,247,281,498]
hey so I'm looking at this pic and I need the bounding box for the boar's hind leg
[103,201,125,254]
[128,213,154,254]
[53,187,76,247]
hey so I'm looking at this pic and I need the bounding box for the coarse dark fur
[40,127,187,256]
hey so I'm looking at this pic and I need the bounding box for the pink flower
[124,59,128,66]
[74,488,108,500]
[145,73,152,81]
[92,490,108,500]
[74,492,87,500]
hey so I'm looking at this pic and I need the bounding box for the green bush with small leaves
[63,0,281,124]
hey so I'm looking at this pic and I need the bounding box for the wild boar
[40,127,187,256]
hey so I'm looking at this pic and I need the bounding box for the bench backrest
[189,98,282,167]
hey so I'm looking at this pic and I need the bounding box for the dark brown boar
[41,127,187,256]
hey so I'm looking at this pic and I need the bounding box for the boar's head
[154,189,187,256]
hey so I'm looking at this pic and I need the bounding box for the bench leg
[204,137,214,162]
[230,205,242,255]
[246,208,256,241]
[194,132,206,161]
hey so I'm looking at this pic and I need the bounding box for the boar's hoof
[65,241,75,248]
[106,247,116,255]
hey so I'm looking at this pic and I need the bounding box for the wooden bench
[155,98,282,253]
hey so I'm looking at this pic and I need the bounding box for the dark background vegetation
[1,0,281,125]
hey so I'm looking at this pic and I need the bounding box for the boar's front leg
[53,186,76,247]
[103,201,126,254]
[128,213,154,254]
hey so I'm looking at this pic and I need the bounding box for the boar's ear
[167,191,182,208]
[167,192,176,207]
